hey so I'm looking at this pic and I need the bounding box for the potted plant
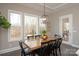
[41,30,48,40]
[0,15,11,29]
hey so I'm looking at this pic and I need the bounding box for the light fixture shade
[41,15,47,21]
[41,15,48,24]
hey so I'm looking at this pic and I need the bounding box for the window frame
[8,10,23,42]
[24,13,39,34]
[8,10,47,42]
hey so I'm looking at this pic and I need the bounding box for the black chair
[19,41,31,56]
[41,44,49,56]
[39,40,56,56]
[47,40,57,56]
[36,42,49,56]
[55,38,62,56]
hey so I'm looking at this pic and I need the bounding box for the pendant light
[41,0,48,22]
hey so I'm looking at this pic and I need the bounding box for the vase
[42,35,48,40]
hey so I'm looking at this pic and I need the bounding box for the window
[24,14,39,37]
[8,10,47,42]
[39,18,47,33]
[8,10,22,42]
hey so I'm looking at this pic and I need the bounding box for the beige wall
[48,4,79,48]
[0,3,50,50]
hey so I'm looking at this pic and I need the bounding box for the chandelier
[41,2,48,24]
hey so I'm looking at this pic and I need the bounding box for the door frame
[59,14,73,44]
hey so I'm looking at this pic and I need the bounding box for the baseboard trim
[70,44,79,48]
[62,41,79,48]
[0,46,20,54]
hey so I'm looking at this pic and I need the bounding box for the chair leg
[55,49,58,56]
[21,53,25,56]
[21,51,23,56]
[31,51,36,56]
[21,53,23,56]
[59,47,61,56]
[52,49,55,56]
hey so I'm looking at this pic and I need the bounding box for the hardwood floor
[0,44,78,56]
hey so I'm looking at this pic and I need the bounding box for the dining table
[23,37,56,51]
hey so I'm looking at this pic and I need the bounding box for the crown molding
[39,3,67,10]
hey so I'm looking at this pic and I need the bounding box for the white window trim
[8,10,23,42]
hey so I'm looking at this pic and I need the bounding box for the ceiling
[19,3,67,14]
[1,3,77,15]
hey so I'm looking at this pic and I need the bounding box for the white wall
[48,4,79,48]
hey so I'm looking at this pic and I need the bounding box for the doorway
[59,14,73,44]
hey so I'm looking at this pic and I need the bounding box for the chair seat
[24,48,29,52]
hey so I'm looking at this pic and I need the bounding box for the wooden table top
[24,37,55,51]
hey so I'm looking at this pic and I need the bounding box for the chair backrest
[19,41,23,49]
[48,40,55,46]
[54,34,61,39]
[48,40,57,50]
[40,40,52,56]
[56,38,62,48]
[19,41,26,55]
